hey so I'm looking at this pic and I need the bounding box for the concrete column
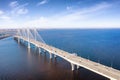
[34,45,37,51]
[17,29,20,44]
[22,39,24,44]
[28,42,30,48]
[43,49,46,53]
[27,29,30,48]
[54,54,57,58]
[21,39,24,44]
[50,53,52,59]
[39,48,41,53]
[71,63,75,71]
[18,38,20,44]
[77,65,79,69]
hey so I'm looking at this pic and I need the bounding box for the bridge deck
[14,36,120,80]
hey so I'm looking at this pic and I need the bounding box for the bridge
[14,29,120,80]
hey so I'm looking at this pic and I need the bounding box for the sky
[0,0,120,29]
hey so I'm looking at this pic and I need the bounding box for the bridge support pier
[71,63,75,71]
[43,49,46,53]
[28,42,30,48]
[18,38,20,44]
[50,53,52,59]
[27,29,30,49]
[77,65,79,69]
[34,45,38,50]
[39,48,41,53]
[22,39,24,44]
[54,54,57,58]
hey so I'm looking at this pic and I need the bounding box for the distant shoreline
[0,35,10,40]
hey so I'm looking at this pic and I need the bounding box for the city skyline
[0,0,120,29]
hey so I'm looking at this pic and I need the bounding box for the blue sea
[39,29,120,69]
[0,29,120,80]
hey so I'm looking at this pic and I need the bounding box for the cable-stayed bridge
[14,29,120,80]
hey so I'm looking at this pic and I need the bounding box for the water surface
[1,29,120,80]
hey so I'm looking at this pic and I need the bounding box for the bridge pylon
[27,29,30,48]
[34,28,37,41]
[17,29,20,44]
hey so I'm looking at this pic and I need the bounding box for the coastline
[0,29,16,40]
[0,35,10,40]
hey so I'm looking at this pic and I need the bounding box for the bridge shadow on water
[0,38,110,80]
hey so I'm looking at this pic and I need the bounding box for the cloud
[0,10,4,15]
[66,6,72,10]
[37,0,48,6]
[1,1,119,29]
[68,2,111,16]
[85,2,111,13]
[22,2,114,29]
[0,10,11,21]
[0,15,11,20]
[9,1,19,8]
[17,8,28,15]
[9,1,29,15]
[0,1,29,29]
